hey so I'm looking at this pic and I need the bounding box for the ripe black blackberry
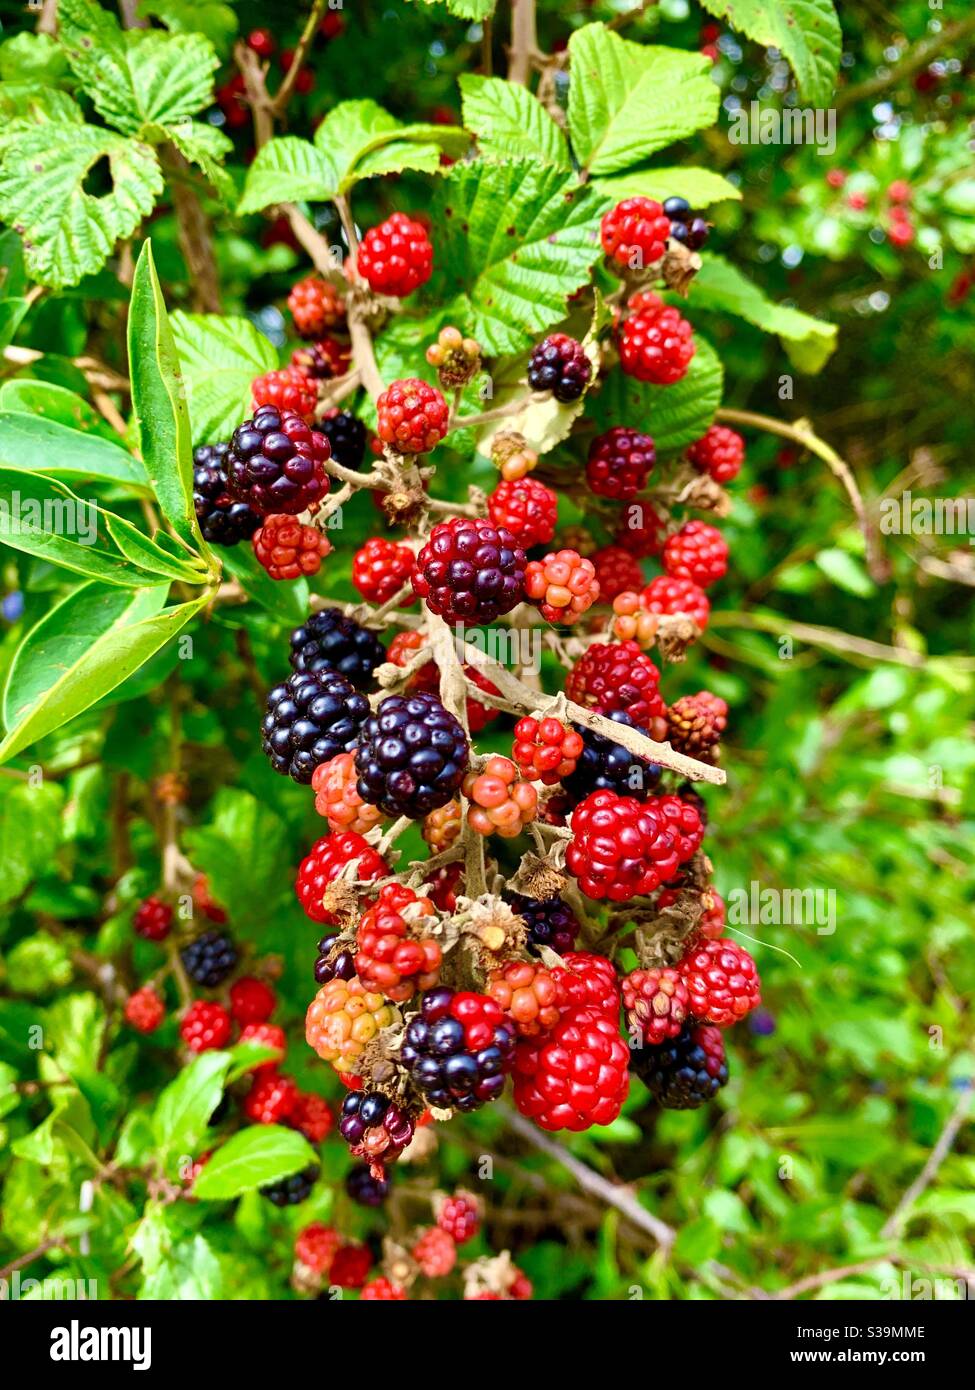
[632,1024,728,1109]
[527,333,592,403]
[289,608,386,689]
[506,892,580,957]
[319,409,367,471]
[180,931,238,988]
[226,405,328,515]
[193,443,261,546]
[313,942,357,986]
[401,987,515,1112]
[261,1164,320,1206]
[355,692,469,818]
[562,710,661,804]
[663,196,709,251]
[262,670,369,784]
[346,1161,390,1207]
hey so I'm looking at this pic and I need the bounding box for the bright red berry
[376,378,449,454]
[662,520,728,588]
[360,1276,407,1300]
[295,1223,340,1276]
[354,883,442,1003]
[357,212,433,297]
[587,426,655,501]
[887,179,912,204]
[567,790,703,903]
[565,640,666,731]
[678,937,761,1026]
[487,477,558,549]
[513,1006,630,1132]
[180,1001,232,1053]
[436,1192,481,1245]
[244,1071,299,1125]
[642,575,711,630]
[247,27,275,56]
[601,196,672,271]
[687,425,745,484]
[230,976,276,1026]
[134,895,171,941]
[253,513,330,581]
[192,873,227,924]
[412,517,527,624]
[295,832,390,925]
[291,1092,334,1143]
[330,1244,372,1288]
[413,1226,457,1277]
[512,716,584,785]
[550,951,620,1016]
[251,366,318,423]
[285,273,346,336]
[524,548,599,624]
[352,537,415,605]
[591,544,644,600]
[622,967,690,1045]
[124,986,165,1034]
[619,291,695,385]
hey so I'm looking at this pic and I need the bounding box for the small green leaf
[699,0,841,107]
[313,99,468,194]
[192,1125,316,1200]
[568,26,719,177]
[693,254,837,372]
[128,240,205,551]
[0,780,65,907]
[815,548,875,597]
[459,75,571,169]
[139,1235,224,1299]
[163,119,234,204]
[154,1050,232,1177]
[593,167,742,209]
[0,586,210,765]
[170,310,277,446]
[237,136,335,215]
[105,513,209,583]
[0,410,150,489]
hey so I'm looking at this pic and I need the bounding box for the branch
[710,610,927,669]
[716,407,886,582]
[507,0,540,85]
[164,146,221,314]
[881,1082,973,1239]
[269,0,328,119]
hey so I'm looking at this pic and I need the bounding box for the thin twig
[881,1083,973,1239]
[269,0,328,118]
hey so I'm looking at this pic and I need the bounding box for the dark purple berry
[527,333,591,403]
[262,670,369,783]
[289,608,386,689]
[227,405,328,516]
[354,693,469,819]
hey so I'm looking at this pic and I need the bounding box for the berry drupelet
[401,988,516,1112]
[262,669,369,784]
[527,333,592,402]
[289,608,386,687]
[355,693,469,819]
[193,443,261,546]
[180,931,238,988]
[226,406,329,516]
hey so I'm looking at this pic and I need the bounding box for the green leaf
[0,32,70,86]
[183,788,291,938]
[588,334,724,450]
[237,136,335,215]
[567,26,720,177]
[0,410,149,489]
[139,0,239,55]
[139,1235,224,1299]
[218,543,310,625]
[0,298,28,353]
[0,123,162,289]
[5,931,73,995]
[170,310,277,446]
[0,83,84,129]
[693,254,837,372]
[815,548,875,597]
[593,167,742,209]
[699,0,842,106]
[0,586,210,765]
[434,159,608,354]
[0,382,115,438]
[312,99,468,194]
[0,469,165,587]
[164,119,234,203]
[128,241,205,553]
[104,513,209,583]
[58,0,218,137]
[459,75,570,169]
[154,1050,232,1177]
[0,780,65,907]
[192,1125,316,1200]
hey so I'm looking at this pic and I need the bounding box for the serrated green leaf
[313,99,468,195]
[459,74,570,169]
[0,32,70,86]
[170,310,278,446]
[58,0,218,137]
[0,123,162,289]
[568,26,720,177]
[0,587,209,765]
[0,82,84,129]
[0,410,149,489]
[588,335,724,450]
[593,166,742,209]
[164,119,234,204]
[0,780,65,907]
[154,1050,232,1178]
[434,159,608,354]
[192,1125,316,1200]
[128,241,205,552]
[139,0,239,55]
[0,468,163,587]
[699,0,841,106]
[237,136,335,215]
[693,253,837,372]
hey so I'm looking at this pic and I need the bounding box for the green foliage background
[0,0,972,1300]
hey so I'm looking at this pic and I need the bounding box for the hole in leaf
[81,154,112,197]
